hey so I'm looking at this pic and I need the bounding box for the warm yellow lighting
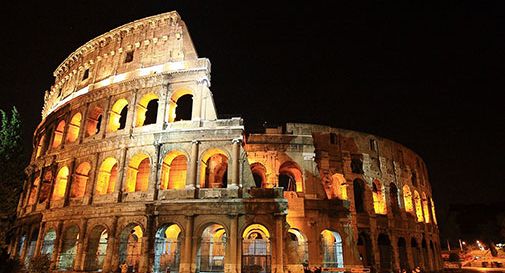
[52,120,65,148]
[403,185,414,213]
[27,177,40,205]
[200,148,228,188]
[36,136,45,158]
[372,180,387,214]
[164,224,181,240]
[70,162,90,198]
[134,93,158,127]
[160,151,187,190]
[85,106,103,137]
[125,153,150,192]
[66,113,82,143]
[413,190,424,222]
[96,157,118,195]
[430,197,437,224]
[242,224,270,239]
[167,88,193,123]
[52,166,69,201]
[279,161,303,192]
[107,99,128,132]
[422,192,430,223]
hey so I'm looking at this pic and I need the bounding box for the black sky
[0,1,504,211]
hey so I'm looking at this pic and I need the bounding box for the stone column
[139,214,155,273]
[390,234,400,273]
[51,221,64,270]
[230,139,241,189]
[103,216,118,272]
[180,215,194,273]
[187,140,199,189]
[34,222,46,257]
[226,214,239,273]
[74,218,88,270]
[274,214,285,273]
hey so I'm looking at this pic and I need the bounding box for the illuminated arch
[320,230,344,268]
[52,120,65,148]
[85,106,103,137]
[403,185,414,213]
[119,224,143,272]
[66,113,82,143]
[430,197,437,224]
[95,157,118,195]
[27,176,40,206]
[200,148,229,188]
[36,135,46,158]
[160,151,188,190]
[154,223,182,273]
[107,98,128,132]
[250,162,267,188]
[135,93,159,127]
[52,166,69,201]
[38,171,53,203]
[167,88,193,123]
[197,223,227,273]
[242,224,271,273]
[125,153,150,192]
[279,161,303,192]
[372,179,387,214]
[85,225,108,271]
[41,228,56,255]
[70,162,91,199]
[422,192,430,223]
[287,228,308,263]
[413,190,424,222]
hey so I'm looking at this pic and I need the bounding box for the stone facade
[10,11,441,273]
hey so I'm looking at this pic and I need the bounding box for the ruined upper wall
[42,11,201,119]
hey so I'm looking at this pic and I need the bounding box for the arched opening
[413,191,424,222]
[107,99,128,132]
[36,135,46,158]
[66,113,82,143]
[135,93,159,127]
[168,89,193,122]
[403,185,414,213]
[320,230,344,268]
[119,224,143,272]
[52,166,69,202]
[378,233,392,272]
[278,161,303,192]
[372,180,387,214]
[200,149,228,188]
[96,157,118,195]
[38,171,53,204]
[154,224,182,273]
[85,226,108,271]
[287,228,308,265]
[197,224,227,273]
[25,229,39,264]
[357,232,373,267]
[411,238,420,267]
[250,163,267,188]
[242,224,271,273]
[411,171,418,187]
[41,228,56,255]
[16,233,26,258]
[398,237,408,270]
[422,239,430,270]
[57,225,79,270]
[27,176,40,206]
[389,183,400,215]
[327,173,347,200]
[430,197,437,224]
[353,179,366,213]
[125,153,150,192]
[70,162,91,199]
[85,106,103,137]
[160,151,188,190]
[52,120,65,148]
[422,193,430,223]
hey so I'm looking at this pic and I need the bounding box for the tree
[0,107,26,248]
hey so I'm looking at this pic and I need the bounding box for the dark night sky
[0,1,504,212]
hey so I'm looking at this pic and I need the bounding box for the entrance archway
[57,225,79,271]
[84,225,108,271]
[287,228,308,264]
[320,230,344,268]
[242,224,271,273]
[119,224,143,272]
[378,233,392,272]
[197,224,227,273]
[154,224,182,273]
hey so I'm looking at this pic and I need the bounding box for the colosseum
[9,11,441,273]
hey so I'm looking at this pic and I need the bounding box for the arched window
[52,166,69,201]
[378,234,392,271]
[422,192,430,223]
[398,237,408,270]
[242,224,271,273]
[119,224,143,272]
[57,225,79,270]
[27,176,40,206]
[16,233,26,258]
[135,94,159,127]
[41,228,56,255]
[197,224,227,273]
[430,197,437,224]
[413,191,424,222]
[411,171,418,187]
[125,154,150,192]
[411,238,421,267]
[372,179,386,214]
[24,229,39,263]
[52,120,65,148]
[85,226,108,271]
[389,183,400,214]
[323,173,347,200]
[250,162,267,188]
[36,135,46,158]
[160,151,188,190]
[320,230,344,268]
[168,89,193,122]
[96,157,118,195]
[66,113,82,143]
[200,149,228,188]
[357,232,373,267]
[154,224,182,273]
[287,228,308,264]
[353,179,365,213]
[278,161,303,192]
[85,106,103,137]
[107,99,128,132]
[403,185,414,213]
[38,171,53,204]
[70,162,91,199]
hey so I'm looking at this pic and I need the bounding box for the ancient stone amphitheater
[10,11,441,273]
